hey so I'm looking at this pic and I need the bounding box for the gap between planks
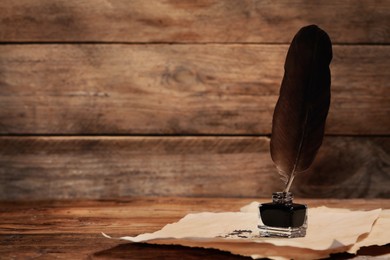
[0,134,389,138]
[0,42,389,46]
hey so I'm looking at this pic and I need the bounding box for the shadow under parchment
[93,242,253,259]
[95,241,390,260]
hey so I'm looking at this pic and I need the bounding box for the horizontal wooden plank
[0,44,389,135]
[1,198,388,259]
[0,234,249,260]
[0,136,388,200]
[1,234,388,260]
[0,0,389,43]
[1,198,388,235]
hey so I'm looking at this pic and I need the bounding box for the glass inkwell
[258,191,307,238]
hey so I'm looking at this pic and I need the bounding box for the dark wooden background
[0,0,389,200]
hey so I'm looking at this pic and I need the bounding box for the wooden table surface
[1,197,389,259]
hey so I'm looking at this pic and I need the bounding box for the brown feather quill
[270,25,332,192]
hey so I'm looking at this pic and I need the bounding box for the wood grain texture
[0,235,251,260]
[0,198,389,259]
[0,44,389,135]
[1,197,388,235]
[0,0,389,43]
[0,136,388,200]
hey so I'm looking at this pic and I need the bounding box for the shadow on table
[94,242,252,259]
[94,242,390,260]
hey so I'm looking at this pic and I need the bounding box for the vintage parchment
[103,202,389,259]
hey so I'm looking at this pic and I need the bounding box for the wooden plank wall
[0,0,389,200]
